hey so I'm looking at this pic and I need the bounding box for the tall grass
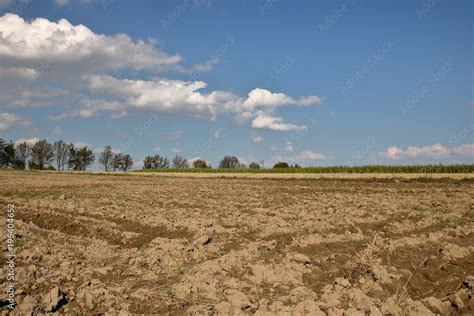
[136,164,474,174]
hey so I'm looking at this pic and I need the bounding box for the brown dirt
[0,170,473,314]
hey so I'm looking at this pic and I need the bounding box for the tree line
[0,138,133,172]
[141,155,298,170]
[1,137,299,172]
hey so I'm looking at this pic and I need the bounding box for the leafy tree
[1,142,15,168]
[111,153,124,172]
[0,138,5,167]
[273,162,289,169]
[14,142,31,170]
[73,146,95,171]
[53,140,69,171]
[99,145,114,171]
[219,155,240,169]
[192,159,208,169]
[121,154,133,172]
[143,155,169,169]
[249,162,260,169]
[172,155,189,168]
[30,140,54,170]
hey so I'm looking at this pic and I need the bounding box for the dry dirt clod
[422,297,451,315]
[334,277,351,288]
[196,235,212,246]
[42,286,67,312]
[224,289,254,311]
[289,253,312,265]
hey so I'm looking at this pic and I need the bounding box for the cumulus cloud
[381,143,474,159]
[0,112,32,131]
[0,13,180,75]
[243,88,320,110]
[171,148,182,153]
[252,114,306,131]
[0,14,322,132]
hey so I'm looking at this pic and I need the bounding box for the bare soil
[0,170,473,314]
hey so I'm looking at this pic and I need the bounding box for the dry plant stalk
[344,233,380,278]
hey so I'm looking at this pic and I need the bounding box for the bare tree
[30,140,54,170]
[121,154,133,172]
[66,143,76,171]
[15,142,31,170]
[53,140,69,171]
[99,145,114,171]
[172,155,189,168]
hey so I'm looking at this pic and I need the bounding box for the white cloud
[381,143,474,159]
[252,114,306,131]
[0,112,32,131]
[153,147,161,152]
[0,14,322,132]
[295,150,327,161]
[243,88,320,110]
[451,144,474,156]
[171,148,182,153]
[250,131,264,143]
[14,137,40,145]
[0,13,181,75]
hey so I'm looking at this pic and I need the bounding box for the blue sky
[0,0,472,169]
